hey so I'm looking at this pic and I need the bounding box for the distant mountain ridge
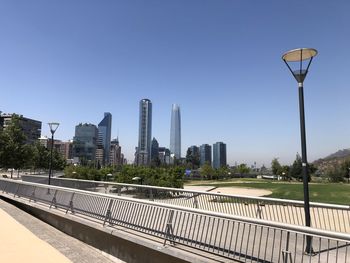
[322,149,350,160]
[313,148,350,172]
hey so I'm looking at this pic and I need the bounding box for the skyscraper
[98,112,112,165]
[213,142,227,169]
[170,104,181,159]
[151,137,159,163]
[200,144,212,166]
[136,99,152,165]
[109,138,122,166]
[73,123,98,163]
[0,113,42,144]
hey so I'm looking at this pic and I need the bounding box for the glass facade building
[98,112,112,165]
[73,123,98,162]
[200,144,212,166]
[213,142,227,169]
[137,99,152,165]
[170,104,181,159]
[0,113,41,144]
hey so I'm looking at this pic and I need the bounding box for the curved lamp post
[48,122,60,186]
[282,48,317,254]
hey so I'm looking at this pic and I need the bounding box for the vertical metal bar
[49,189,58,209]
[66,192,75,214]
[190,214,198,247]
[103,199,114,226]
[221,220,228,255]
[228,221,235,258]
[233,222,241,259]
[262,227,269,261]
[270,228,276,262]
[251,224,257,262]
[298,81,313,253]
[244,223,252,261]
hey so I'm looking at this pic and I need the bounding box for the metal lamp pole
[282,48,317,254]
[48,122,60,186]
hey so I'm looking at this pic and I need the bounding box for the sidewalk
[0,207,71,263]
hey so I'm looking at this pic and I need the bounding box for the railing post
[29,186,36,202]
[193,194,198,209]
[14,184,20,197]
[282,232,292,263]
[66,192,75,214]
[3,181,9,193]
[163,210,175,246]
[149,189,154,201]
[50,189,58,209]
[256,201,263,219]
[103,199,114,226]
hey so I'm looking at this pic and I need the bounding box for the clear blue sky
[1,0,349,166]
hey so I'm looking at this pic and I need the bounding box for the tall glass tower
[170,104,181,159]
[137,99,152,165]
[213,142,227,169]
[98,112,112,165]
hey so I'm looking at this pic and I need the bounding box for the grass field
[186,179,350,205]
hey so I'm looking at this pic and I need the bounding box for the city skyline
[1,1,350,166]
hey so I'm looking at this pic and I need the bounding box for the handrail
[1,178,350,262]
[21,175,350,210]
[1,178,350,242]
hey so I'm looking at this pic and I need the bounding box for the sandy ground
[0,208,72,263]
[184,185,272,197]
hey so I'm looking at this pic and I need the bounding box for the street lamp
[48,122,60,186]
[282,48,317,254]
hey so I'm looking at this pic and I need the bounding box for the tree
[237,163,250,174]
[340,158,350,183]
[280,165,290,180]
[289,153,314,181]
[200,162,214,179]
[324,167,344,183]
[0,115,29,177]
[186,148,200,169]
[271,158,282,175]
[289,154,303,180]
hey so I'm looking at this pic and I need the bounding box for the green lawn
[187,179,350,205]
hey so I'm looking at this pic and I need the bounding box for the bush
[324,167,344,183]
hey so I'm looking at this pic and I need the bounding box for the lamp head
[48,122,60,134]
[282,48,318,84]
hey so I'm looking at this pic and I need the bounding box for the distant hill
[313,148,350,173]
[323,149,350,160]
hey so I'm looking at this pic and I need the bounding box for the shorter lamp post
[282,47,317,254]
[48,122,60,186]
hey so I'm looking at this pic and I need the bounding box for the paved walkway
[0,206,71,263]
[0,199,123,263]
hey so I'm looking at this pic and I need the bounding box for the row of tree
[64,165,184,188]
[0,115,65,175]
[271,154,350,182]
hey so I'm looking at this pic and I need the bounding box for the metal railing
[2,178,350,262]
[21,175,350,234]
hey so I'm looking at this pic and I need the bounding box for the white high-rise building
[170,104,181,159]
[136,99,152,165]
